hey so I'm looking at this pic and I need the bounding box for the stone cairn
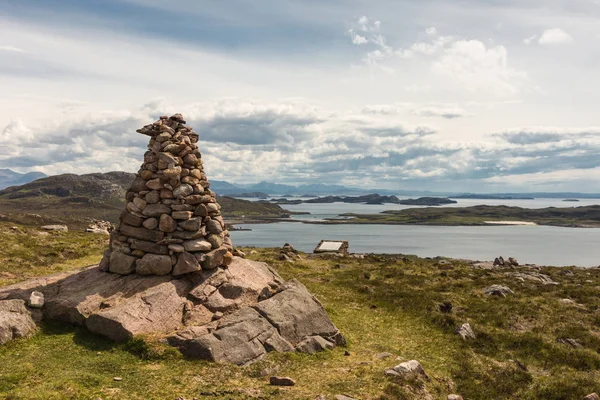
[100,113,233,276]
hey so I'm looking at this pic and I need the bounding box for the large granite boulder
[168,279,343,365]
[0,257,344,364]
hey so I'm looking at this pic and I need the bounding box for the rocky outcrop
[0,258,344,363]
[484,285,514,297]
[0,299,37,344]
[494,256,519,267]
[169,279,343,365]
[510,272,558,285]
[102,114,233,276]
[41,225,68,232]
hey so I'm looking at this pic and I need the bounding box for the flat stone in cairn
[100,113,232,276]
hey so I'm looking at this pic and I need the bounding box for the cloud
[362,103,468,119]
[347,24,528,96]
[4,98,600,192]
[538,28,573,45]
[405,84,432,93]
[348,30,368,45]
[493,127,600,144]
[523,35,537,45]
[191,111,321,145]
[357,16,381,32]
[0,45,25,53]
[347,16,396,72]
[432,40,528,96]
[1,2,599,192]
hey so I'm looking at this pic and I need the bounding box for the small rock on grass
[113,377,122,381]
[41,224,68,232]
[270,376,296,386]
[584,393,600,400]
[391,359,428,378]
[335,395,358,400]
[448,395,464,400]
[28,291,44,308]
[483,284,514,297]
[456,323,476,340]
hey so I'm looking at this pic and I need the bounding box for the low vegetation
[1,224,600,399]
[0,223,107,286]
[336,204,600,228]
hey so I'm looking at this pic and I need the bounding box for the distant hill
[0,172,288,228]
[210,180,244,195]
[0,169,47,190]
[0,172,134,201]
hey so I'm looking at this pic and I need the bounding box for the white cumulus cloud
[538,28,573,45]
[432,40,528,96]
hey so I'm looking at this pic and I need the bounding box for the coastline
[229,217,600,229]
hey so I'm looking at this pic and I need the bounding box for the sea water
[229,198,600,266]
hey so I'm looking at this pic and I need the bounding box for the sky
[1,0,599,192]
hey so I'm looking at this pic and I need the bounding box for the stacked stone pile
[100,113,233,276]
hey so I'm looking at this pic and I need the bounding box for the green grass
[0,222,107,286]
[1,230,600,398]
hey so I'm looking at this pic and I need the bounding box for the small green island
[323,205,600,228]
[274,194,457,206]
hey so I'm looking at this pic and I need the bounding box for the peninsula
[323,205,600,228]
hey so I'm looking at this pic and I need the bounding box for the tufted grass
[1,227,600,398]
[0,222,106,286]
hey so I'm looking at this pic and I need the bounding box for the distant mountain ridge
[212,180,600,199]
[0,169,47,190]
[3,170,600,199]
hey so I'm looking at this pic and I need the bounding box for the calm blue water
[229,199,600,267]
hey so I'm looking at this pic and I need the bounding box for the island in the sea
[273,194,457,206]
[324,205,600,228]
[228,191,269,199]
[451,194,535,200]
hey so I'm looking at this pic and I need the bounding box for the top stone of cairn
[99,114,233,276]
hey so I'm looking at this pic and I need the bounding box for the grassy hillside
[0,173,288,229]
[1,223,600,399]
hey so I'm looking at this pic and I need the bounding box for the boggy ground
[1,222,600,399]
